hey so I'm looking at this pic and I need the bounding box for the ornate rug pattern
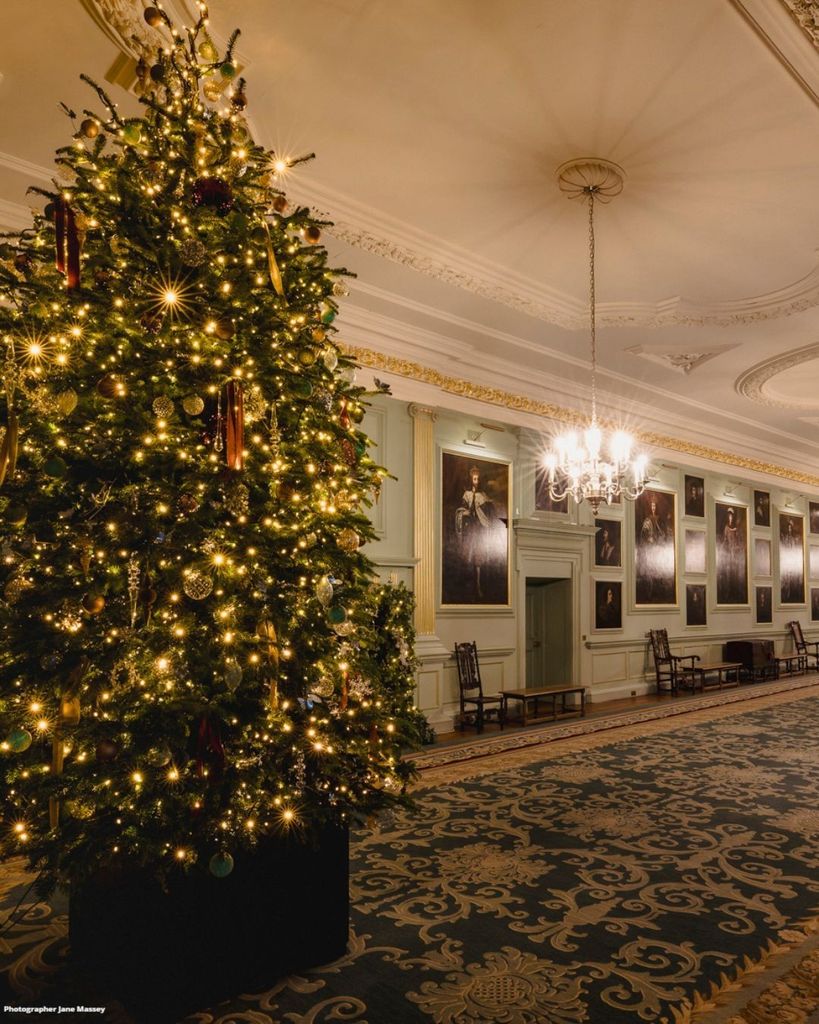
[5,688,819,1023]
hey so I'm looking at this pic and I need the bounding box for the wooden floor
[432,690,684,746]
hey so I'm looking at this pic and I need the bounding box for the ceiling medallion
[545,159,648,515]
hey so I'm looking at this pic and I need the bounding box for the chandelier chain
[588,188,597,423]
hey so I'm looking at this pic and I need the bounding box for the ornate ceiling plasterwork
[77,0,192,61]
[625,344,739,375]
[735,343,819,409]
[780,0,819,50]
[302,185,819,331]
[344,343,819,488]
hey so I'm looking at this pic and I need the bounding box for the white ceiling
[5,0,819,481]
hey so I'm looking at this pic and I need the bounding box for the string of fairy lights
[0,1,422,886]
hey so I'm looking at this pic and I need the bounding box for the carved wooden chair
[788,621,819,670]
[649,628,699,694]
[454,642,504,733]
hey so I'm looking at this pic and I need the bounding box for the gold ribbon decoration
[261,219,285,297]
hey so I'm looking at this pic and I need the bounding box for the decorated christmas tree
[0,2,420,893]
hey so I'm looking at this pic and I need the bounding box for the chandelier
[544,158,649,515]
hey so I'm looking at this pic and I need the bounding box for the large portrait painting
[686,584,706,626]
[779,512,805,605]
[594,580,622,630]
[441,451,510,606]
[756,586,772,624]
[534,465,568,513]
[715,502,748,605]
[634,488,676,605]
[594,519,621,567]
[811,502,819,536]
[684,475,704,518]
[812,588,819,622]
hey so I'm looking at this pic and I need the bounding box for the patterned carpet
[5,687,819,1023]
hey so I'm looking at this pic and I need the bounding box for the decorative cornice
[735,343,819,409]
[77,0,201,61]
[344,344,819,488]
[295,175,819,330]
[729,0,819,107]
[0,151,53,184]
[780,0,819,51]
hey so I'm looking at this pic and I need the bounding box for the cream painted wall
[362,394,819,730]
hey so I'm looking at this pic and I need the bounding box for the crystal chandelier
[545,158,649,515]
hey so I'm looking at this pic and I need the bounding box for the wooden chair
[787,621,819,669]
[454,642,504,732]
[648,629,699,694]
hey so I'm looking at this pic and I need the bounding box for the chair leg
[477,706,484,733]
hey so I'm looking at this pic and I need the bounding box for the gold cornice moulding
[344,344,819,489]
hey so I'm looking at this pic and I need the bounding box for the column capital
[408,403,438,422]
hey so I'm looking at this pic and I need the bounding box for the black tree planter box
[69,823,349,1023]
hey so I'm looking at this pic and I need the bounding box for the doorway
[525,577,573,687]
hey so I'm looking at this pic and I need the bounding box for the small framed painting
[685,530,706,574]
[811,502,819,536]
[686,583,706,626]
[594,519,621,568]
[684,475,704,518]
[754,490,770,528]
[754,538,771,578]
[594,580,622,630]
[756,586,772,624]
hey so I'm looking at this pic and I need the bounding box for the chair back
[649,628,671,666]
[788,621,806,654]
[454,642,483,696]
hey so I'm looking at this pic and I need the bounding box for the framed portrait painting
[754,490,770,528]
[779,512,805,605]
[686,583,706,626]
[634,488,676,605]
[684,530,706,574]
[754,538,771,578]
[715,502,748,605]
[441,451,510,607]
[534,465,568,514]
[595,519,621,568]
[594,580,622,630]
[813,588,819,622]
[684,475,704,518]
[756,585,772,624]
[811,547,819,580]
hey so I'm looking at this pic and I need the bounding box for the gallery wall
[362,393,819,730]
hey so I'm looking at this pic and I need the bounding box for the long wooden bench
[500,685,586,726]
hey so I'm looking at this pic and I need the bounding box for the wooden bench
[676,661,741,693]
[777,653,807,676]
[500,686,586,725]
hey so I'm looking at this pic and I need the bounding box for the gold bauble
[303,225,322,245]
[81,118,99,139]
[82,593,106,615]
[144,6,163,26]
[182,395,205,416]
[214,318,234,340]
[203,79,222,103]
[4,577,31,604]
[272,195,288,214]
[337,528,360,553]
[152,396,174,418]
[183,571,213,601]
[56,388,79,415]
[298,348,318,367]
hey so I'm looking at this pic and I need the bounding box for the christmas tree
[0,3,421,892]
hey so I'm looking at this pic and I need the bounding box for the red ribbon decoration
[225,379,244,471]
[196,714,225,779]
[54,198,81,290]
[54,200,66,275]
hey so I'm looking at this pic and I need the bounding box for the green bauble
[327,605,348,625]
[6,728,32,753]
[122,123,142,145]
[43,456,68,478]
[294,379,313,399]
[219,62,237,80]
[209,851,234,877]
[321,307,336,325]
